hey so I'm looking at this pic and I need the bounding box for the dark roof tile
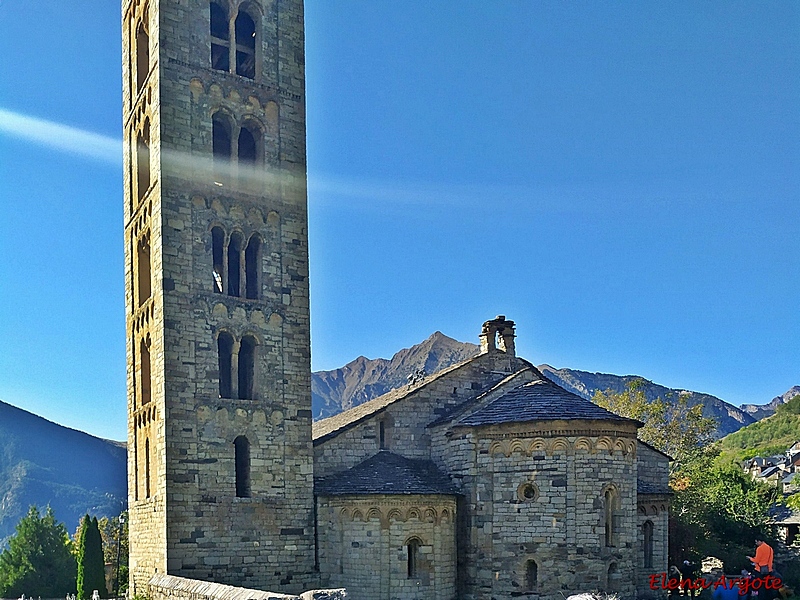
[315,451,459,497]
[457,379,639,427]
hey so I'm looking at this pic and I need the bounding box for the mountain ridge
[0,399,127,547]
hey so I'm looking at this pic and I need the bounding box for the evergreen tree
[76,515,107,599]
[0,506,77,597]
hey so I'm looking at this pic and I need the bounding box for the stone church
[122,0,670,599]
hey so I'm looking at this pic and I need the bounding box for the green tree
[76,515,107,599]
[0,506,77,597]
[593,380,778,573]
[592,379,717,471]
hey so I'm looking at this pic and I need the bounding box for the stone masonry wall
[636,503,670,598]
[126,0,316,594]
[316,495,456,600]
[431,421,640,600]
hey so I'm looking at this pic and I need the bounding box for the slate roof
[315,451,459,497]
[759,466,781,478]
[769,504,800,525]
[637,479,672,496]
[456,378,640,427]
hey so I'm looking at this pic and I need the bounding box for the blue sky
[1,1,798,442]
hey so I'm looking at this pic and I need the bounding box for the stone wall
[125,0,316,593]
[636,500,670,598]
[147,574,346,600]
[313,352,531,476]
[637,442,670,489]
[316,495,457,600]
[432,420,641,600]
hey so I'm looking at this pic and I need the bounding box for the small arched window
[643,520,654,569]
[604,488,617,547]
[407,538,421,578]
[525,559,538,591]
[212,113,232,163]
[136,19,149,93]
[210,2,230,71]
[211,226,225,293]
[137,235,151,306]
[137,119,151,203]
[607,562,619,591]
[234,10,256,78]
[238,335,256,399]
[227,232,243,297]
[218,332,234,398]
[244,234,260,299]
[234,435,251,497]
[379,421,386,449]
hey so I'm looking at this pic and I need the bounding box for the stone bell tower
[122,0,315,593]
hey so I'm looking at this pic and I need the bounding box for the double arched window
[210,2,257,79]
[212,112,263,187]
[211,226,261,299]
[217,332,258,400]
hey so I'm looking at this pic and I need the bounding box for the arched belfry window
[525,559,538,591]
[238,125,258,166]
[227,232,243,297]
[136,18,149,93]
[211,226,225,293]
[210,2,230,71]
[137,119,151,203]
[234,10,256,78]
[244,234,260,299]
[218,332,234,398]
[238,335,256,399]
[643,520,654,568]
[234,435,251,497]
[212,113,232,163]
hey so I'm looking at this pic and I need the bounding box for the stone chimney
[479,315,516,356]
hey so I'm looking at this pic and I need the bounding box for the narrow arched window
[137,235,151,306]
[238,125,257,166]
[379,421,386,449]
[525,559,538,590]
[136,20,149,93]
[607,562,619,591]
[210,2,230,71]
[407,538,421,578]
[234,11,256,78]
[238,335,256,399]
[245,234,260,299]
[212,114,232,162]
[227,232,242,297]
[234,435,251,497]
[140,338,151,405]
[144,437,151,498]
[604,488,617,547]
[137,119,150,202]
[218,332,234,398]
[643,520,654,568]
[211,226,225,293]
[133,430,139,501]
